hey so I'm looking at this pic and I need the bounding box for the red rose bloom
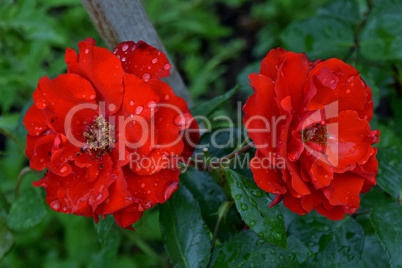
[24,38,198,228]
[243,48,379,220]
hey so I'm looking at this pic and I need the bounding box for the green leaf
[181,168,242,241]
[357,234,389,268]
[371,204,402,267]
[280,16,354,60]
[359,1,402,61]
[225,169,287,247]
[7,188,47,232]
[0,216,13,261]
[160,185,211,268]
[93,215,121,267]
[210,230,307,268]
[288,214,364,267]
[316,0,361,25]
[191,86,239,118]
[0,192,13,260]
[377,147,402,198]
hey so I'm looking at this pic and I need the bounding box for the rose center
[83,114,115,156]
[301,123,329,146]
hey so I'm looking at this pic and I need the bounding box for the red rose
[24,38,198,228]
[243,48,379,220]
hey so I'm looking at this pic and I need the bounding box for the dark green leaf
[371,204,402,267]
[288,214,364,267]
[0,193,13,261]
[209,230,307,268]
[7,188,47,232]
[280,17,354,60]
[181,168,242,241]
[225,169,286,247]
[160,185,211,268]
[357,234,389,268]
[317,0,361,25]
[377,147,402,198]
[191,86,239,118]
[359,1,402,61]
[92,216,121,267]
[0,216,13,261]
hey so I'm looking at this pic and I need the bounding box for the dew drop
[249,220,256,227]
[174,113,192,128]
[122,44,129,52]
[240,203,248,211]
[164,95,170,101]
[235,194,242,200]
[84,48,89,54]
[142,73,151,82]
[147,100,156,109]
[151,58,158,64]
[60,166,69,174]
[122,57,126,62]
[346,88,351,94]
[108,103,116,111]
[129,100,135,106]
[135,106,144,114]
[89,94,96,100]
[141,183,146,188]
[96,194,103,201]
[50,200,60,211]
[163,63,171,70]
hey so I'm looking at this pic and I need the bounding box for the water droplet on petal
[163,63,171,70]
[141,183,146,188]
[142,73,151,82]
[164,95,170,101]
[346,88,351,94]
[60,166,69,174]
[135,106,144,114]
[174,113,192,128]
[138,204,144,212]
[151,58,158,64]
[89,94,96,100]
[122,44,129,52]
[121,57,126,62]
[147,101,156,109]
[329,79,337,89]
[84,49,89,54]
[109,103,116,111]
[129,100,135,106]
[97,194,103,201]
[50,200,60,211]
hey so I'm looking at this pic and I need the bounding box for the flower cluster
[24,38,198,228]
[243,48,379,219]
[24,40,380,225]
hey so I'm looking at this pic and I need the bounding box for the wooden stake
[81,0,191,104]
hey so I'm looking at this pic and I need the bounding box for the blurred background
[0,0,401,267]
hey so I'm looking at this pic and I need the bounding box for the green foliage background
[1,0,402,267]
